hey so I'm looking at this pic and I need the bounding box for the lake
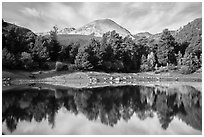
[2,83,202,135]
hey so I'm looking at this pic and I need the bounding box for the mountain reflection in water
[2,84,202,135]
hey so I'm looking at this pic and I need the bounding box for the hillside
[175,18,202,44]
[151,30,177,40]
[58,27,76,34]
[2,19,36,38]
[134,32,152,39]
[2,17,202,74]
[36,27,76,36]
[133,18,202,57]
[174,18,202,55]
[2,20,37,69]
[69,19,133,38]
[2,19,36,51]
[57,34,101,46]
[134,18,202,44]
[134,30,177,41]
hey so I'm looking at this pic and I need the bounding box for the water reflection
[2,84,202,134]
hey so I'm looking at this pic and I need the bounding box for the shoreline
[3,70,202,82]
[2,70,202,90]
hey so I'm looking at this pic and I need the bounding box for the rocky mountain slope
[134,30,178,41]
[134,18,201,43]
[68,19,133,38]
[36,27,76,36]
[175,18,202,55]
[2,19,36,50]
[2,19,36,37]
[58,27,76,34]
[174,18,202,45]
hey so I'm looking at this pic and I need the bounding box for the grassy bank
[87,71,202,82]
[2,69,76,80]
[3,69,202,82]
[2,69,202,91]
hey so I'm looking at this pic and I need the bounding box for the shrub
[40,63,50,70]
[196,67,202,73]
[167,64,177,70]
[67,64,78,72]
[180,65,195,74]
[140,53,155,72]
[2,48,17,69]
[55,61,68,71]
[112,60,124,72]
[140,64,149,72]
[46,62,56,70]
[103,61,112,71]
[182,53,200,70]
[158,67,168,72]
[20,52,33,70]
[154,67,168,74]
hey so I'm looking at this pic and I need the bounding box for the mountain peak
[94,18,115,23]
[69,19,133,38]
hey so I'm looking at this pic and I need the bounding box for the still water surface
[2,84,202,135]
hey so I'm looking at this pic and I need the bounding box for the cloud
[118,2,202,34]
[21,7,41,17]
[2,2,202,34]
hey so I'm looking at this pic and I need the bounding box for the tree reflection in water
[2,85,202,133]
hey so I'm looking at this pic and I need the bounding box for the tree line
[2,20,202,74]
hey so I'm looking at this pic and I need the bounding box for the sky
[2,2,202,34]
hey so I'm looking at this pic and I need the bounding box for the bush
[2,48,17,69]
[167,64,177,70]
[140,54,155,72]
[154,67,168,74]
[40,63,50,70]
[112,60,124,72]
[103,61,112,71]
[55,61,68,71]
[20,52,33,70]
[46,62,56,70]
[180,66,195,74]
[140,64,149,72]
[67,64,78,72]
[196,67,202,73]
[140,63,155,72]
[156,66,168,73]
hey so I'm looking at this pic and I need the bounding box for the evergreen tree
[75,39,100,70]
[140,52,156,72]
[31,36,50,63]
[140,54,148,71]
[157,29,177,66]
[135,36,150,56]
[75,47,93,70]
[98,31,117,71]
[147,52,156,69]
[69,42,80,63]
[48,26,61,61]
[199,53,202,67]
[182,53,200,73]
[176,51,183,66]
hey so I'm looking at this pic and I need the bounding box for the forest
[2,18,202,74]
